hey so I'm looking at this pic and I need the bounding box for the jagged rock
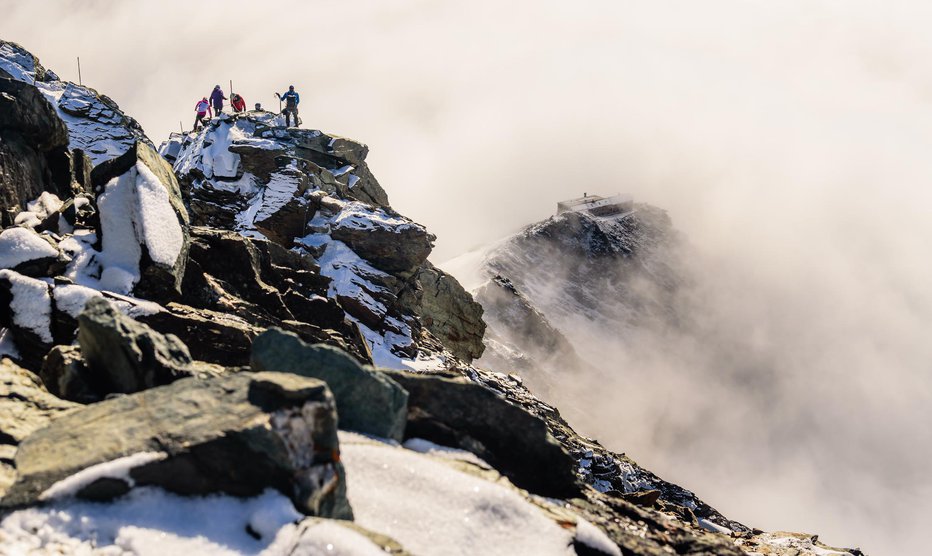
[76,297,207,395]
[329,204,435,276]
[0,77,69,225]
[251,328,408,441]
[0,358,77,497]
[382,369,580,499]
[39,344,98,404]
[408,262,485,362]
[1,371,350,520]
[90,140,189,300]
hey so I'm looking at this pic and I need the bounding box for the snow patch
[0,270,52,343]
[339,431,575,556]
[0,228,59,269]
[575,518,621,556]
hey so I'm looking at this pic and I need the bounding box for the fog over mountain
[3,1,931,553]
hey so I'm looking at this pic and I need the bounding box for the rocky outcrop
[76,297,216,396]
[0,77,69,226]
[328,203,435,276]
[2,371,349,519]
[0,358,77,496]
[251,328,408,441]
[407,262,485,362]
[38,344,96,403]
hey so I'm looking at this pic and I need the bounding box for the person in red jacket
[231,93,246,113]
[194,97,211,131]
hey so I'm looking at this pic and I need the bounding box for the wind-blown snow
[0,270,52,343]
[40,452,167,501]
[0,228,58,269]
[339,431,576,556]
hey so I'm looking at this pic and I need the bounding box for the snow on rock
[339,431,576,556]
[575,518,622,556]
[39,452,167,502]
[0,40,151,165]
[0,488,303,556]
[0,228,59,269]
[265,520,387,556]
[94,161,185,293]
[0,270,52,343]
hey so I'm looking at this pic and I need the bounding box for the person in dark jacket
[210,85,227,115]
[276,85,300,127]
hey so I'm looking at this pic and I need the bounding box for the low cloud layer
[3,1,931,553]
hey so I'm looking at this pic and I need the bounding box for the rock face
[0,77,69,226]
[251,328,408,441]
[2,371,349,519]
[407,262,485,362]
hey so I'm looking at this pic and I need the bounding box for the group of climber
[192,84,300,131]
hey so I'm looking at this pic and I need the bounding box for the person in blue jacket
[276,85,300,127]
[210,85,227,115]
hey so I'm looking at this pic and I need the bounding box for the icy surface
[0,270,52,343]
[40,452,167,501]
[339,431,575,556]
[0,488,304,555]
[0,228,58,269]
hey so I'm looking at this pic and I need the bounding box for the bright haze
[3,1,931,553]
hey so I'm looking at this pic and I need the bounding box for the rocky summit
[0,40,865,555]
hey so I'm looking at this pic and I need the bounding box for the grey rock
[0,358,77,497]
[409,262,485,362]
[330,214,435,277]
[251,327,408,441]
[2,371,350,520]
[76,297,198,395]
[383,369,581,499]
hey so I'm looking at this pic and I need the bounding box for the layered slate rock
[407,262,485,362]
[383,369,580,499]
[90,141,190,299]
[2,371,350,519]
[0,358,77,496]
[251,328,408,441]
[76,297,212,395]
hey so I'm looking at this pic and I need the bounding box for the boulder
[383,369,581,499]
[76,297,203,395]
[39,344,99,404]
[329,206,435,277]
[2,371,350,520]
[0,227,65,278]
[0,269,54,370]
[251,328,408,441]
[0,358,77,496]
[90,140,189,300]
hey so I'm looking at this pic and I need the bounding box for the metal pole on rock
[77,57,82,86]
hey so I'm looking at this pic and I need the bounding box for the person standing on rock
[194,97,211,131]
[231,92,246,113]
[276,85,300,127]
[210,85,227,116]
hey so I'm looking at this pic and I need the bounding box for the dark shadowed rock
[138,302,260,367]
[0,269,54,370]
[330,216,435,277]
[383,369,581,499]
[76,297,202,394]
[39,344,99,404]
[251,327,408,441]
[2,372,350,519]
[0,358,77,496]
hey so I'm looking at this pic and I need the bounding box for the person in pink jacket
[194,97,211,131]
